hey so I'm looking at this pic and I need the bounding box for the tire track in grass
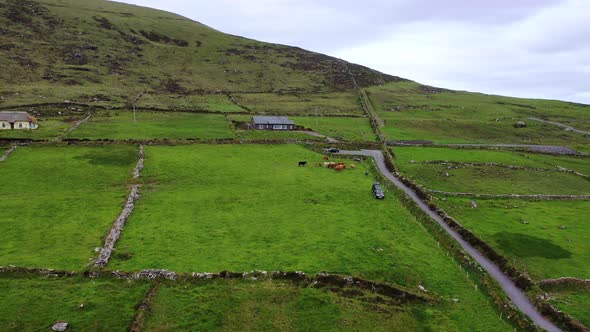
[94,145,144,267]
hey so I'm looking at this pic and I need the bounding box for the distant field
[108,144,511,330]
[548,291,590,327]
[0,277,147,331]
[368,82,590,145]
[393,147,590,176]
[136,94,244,113]
[393,147,590,195]
[235,130,323,141]
[69,111,233,140]
[233,92,363,115]
[0,117,76,140]
[436,197,590,280]
[229,114,376,141]
[0,145,136,269]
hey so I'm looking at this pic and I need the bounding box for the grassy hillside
[0,0,403,109]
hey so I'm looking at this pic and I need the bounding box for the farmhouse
[251,116,295,130]
[0,111,38,130]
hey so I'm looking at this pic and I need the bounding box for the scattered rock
[51,321,68,331]
[520,219,529,225]
[451,298,460,303]
[469,200,478,208]
[559,225,567,230]
[514,121,527,128]
[418,284,427,292]
[410,160,416,164]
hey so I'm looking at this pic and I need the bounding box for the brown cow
[323,156,330,161]
[334,165,345,171]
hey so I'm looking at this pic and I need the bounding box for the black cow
[298,161,308,167]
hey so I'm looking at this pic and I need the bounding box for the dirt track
[336,149,561,332]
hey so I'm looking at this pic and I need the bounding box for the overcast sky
[118,0,589,103]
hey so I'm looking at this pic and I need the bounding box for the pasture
[367,82,590,145]
[548,291,590,327]
[0,145,137,269]
[393,147,590,195]
[436,198,590,280]
[232,92,363,115]
[0,277,147,331]
[106,144,511,330]
[68,111,233,140]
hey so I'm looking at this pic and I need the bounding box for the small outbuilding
[0,111,38,130]
[251,116,295,130]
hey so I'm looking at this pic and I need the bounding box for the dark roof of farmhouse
[252,116,295,125]
[0,111,31,123]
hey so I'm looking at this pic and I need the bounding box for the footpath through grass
[0,145,137,269]
[110,144,511,331]
[0,276,147,331]
[69,111,233,140]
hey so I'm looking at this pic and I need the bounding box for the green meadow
[393,147,590,195]
[0,145,137,269]
[0,277,147,332]
[436,198,590,280]
[69,111,233,140]
[108,144,511,330]
[548,291,590,327]
[367,82,590,145]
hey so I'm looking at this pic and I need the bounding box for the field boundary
[0,102,366,118]
[94,145,144,267]
[419,160,589,178]
[65,112,93,133]
[427,189,590,200]
[0,144,17,162]
[0,266,432,304]
[128,283,160,332]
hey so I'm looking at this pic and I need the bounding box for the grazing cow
[298,161,308,167]
[334,165,345,171]
[350,164,356,169]
[323,156,330,161]
[327,162,337,169]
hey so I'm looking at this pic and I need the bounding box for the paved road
[336,149,561,332]
[528,117,590,136]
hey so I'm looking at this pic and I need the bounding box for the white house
[0,111,38,130]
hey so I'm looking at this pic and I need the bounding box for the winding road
[336,149,561,332]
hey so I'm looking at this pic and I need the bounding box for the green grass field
[548,291,590,327]
[367,82,590,146]
[0,145,136,269]
[142,280,477,332]
[107,144,511,330]
[0,276,147,331]
[135,94,244,112]
[68,111,233,140]
[436,198,590,280]
[232,92,363,115]
[393,147,590,195]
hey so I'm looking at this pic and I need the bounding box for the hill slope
[0,0,403,102]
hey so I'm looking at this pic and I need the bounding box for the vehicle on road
[372,182,385,199]
[326,148,340,153]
